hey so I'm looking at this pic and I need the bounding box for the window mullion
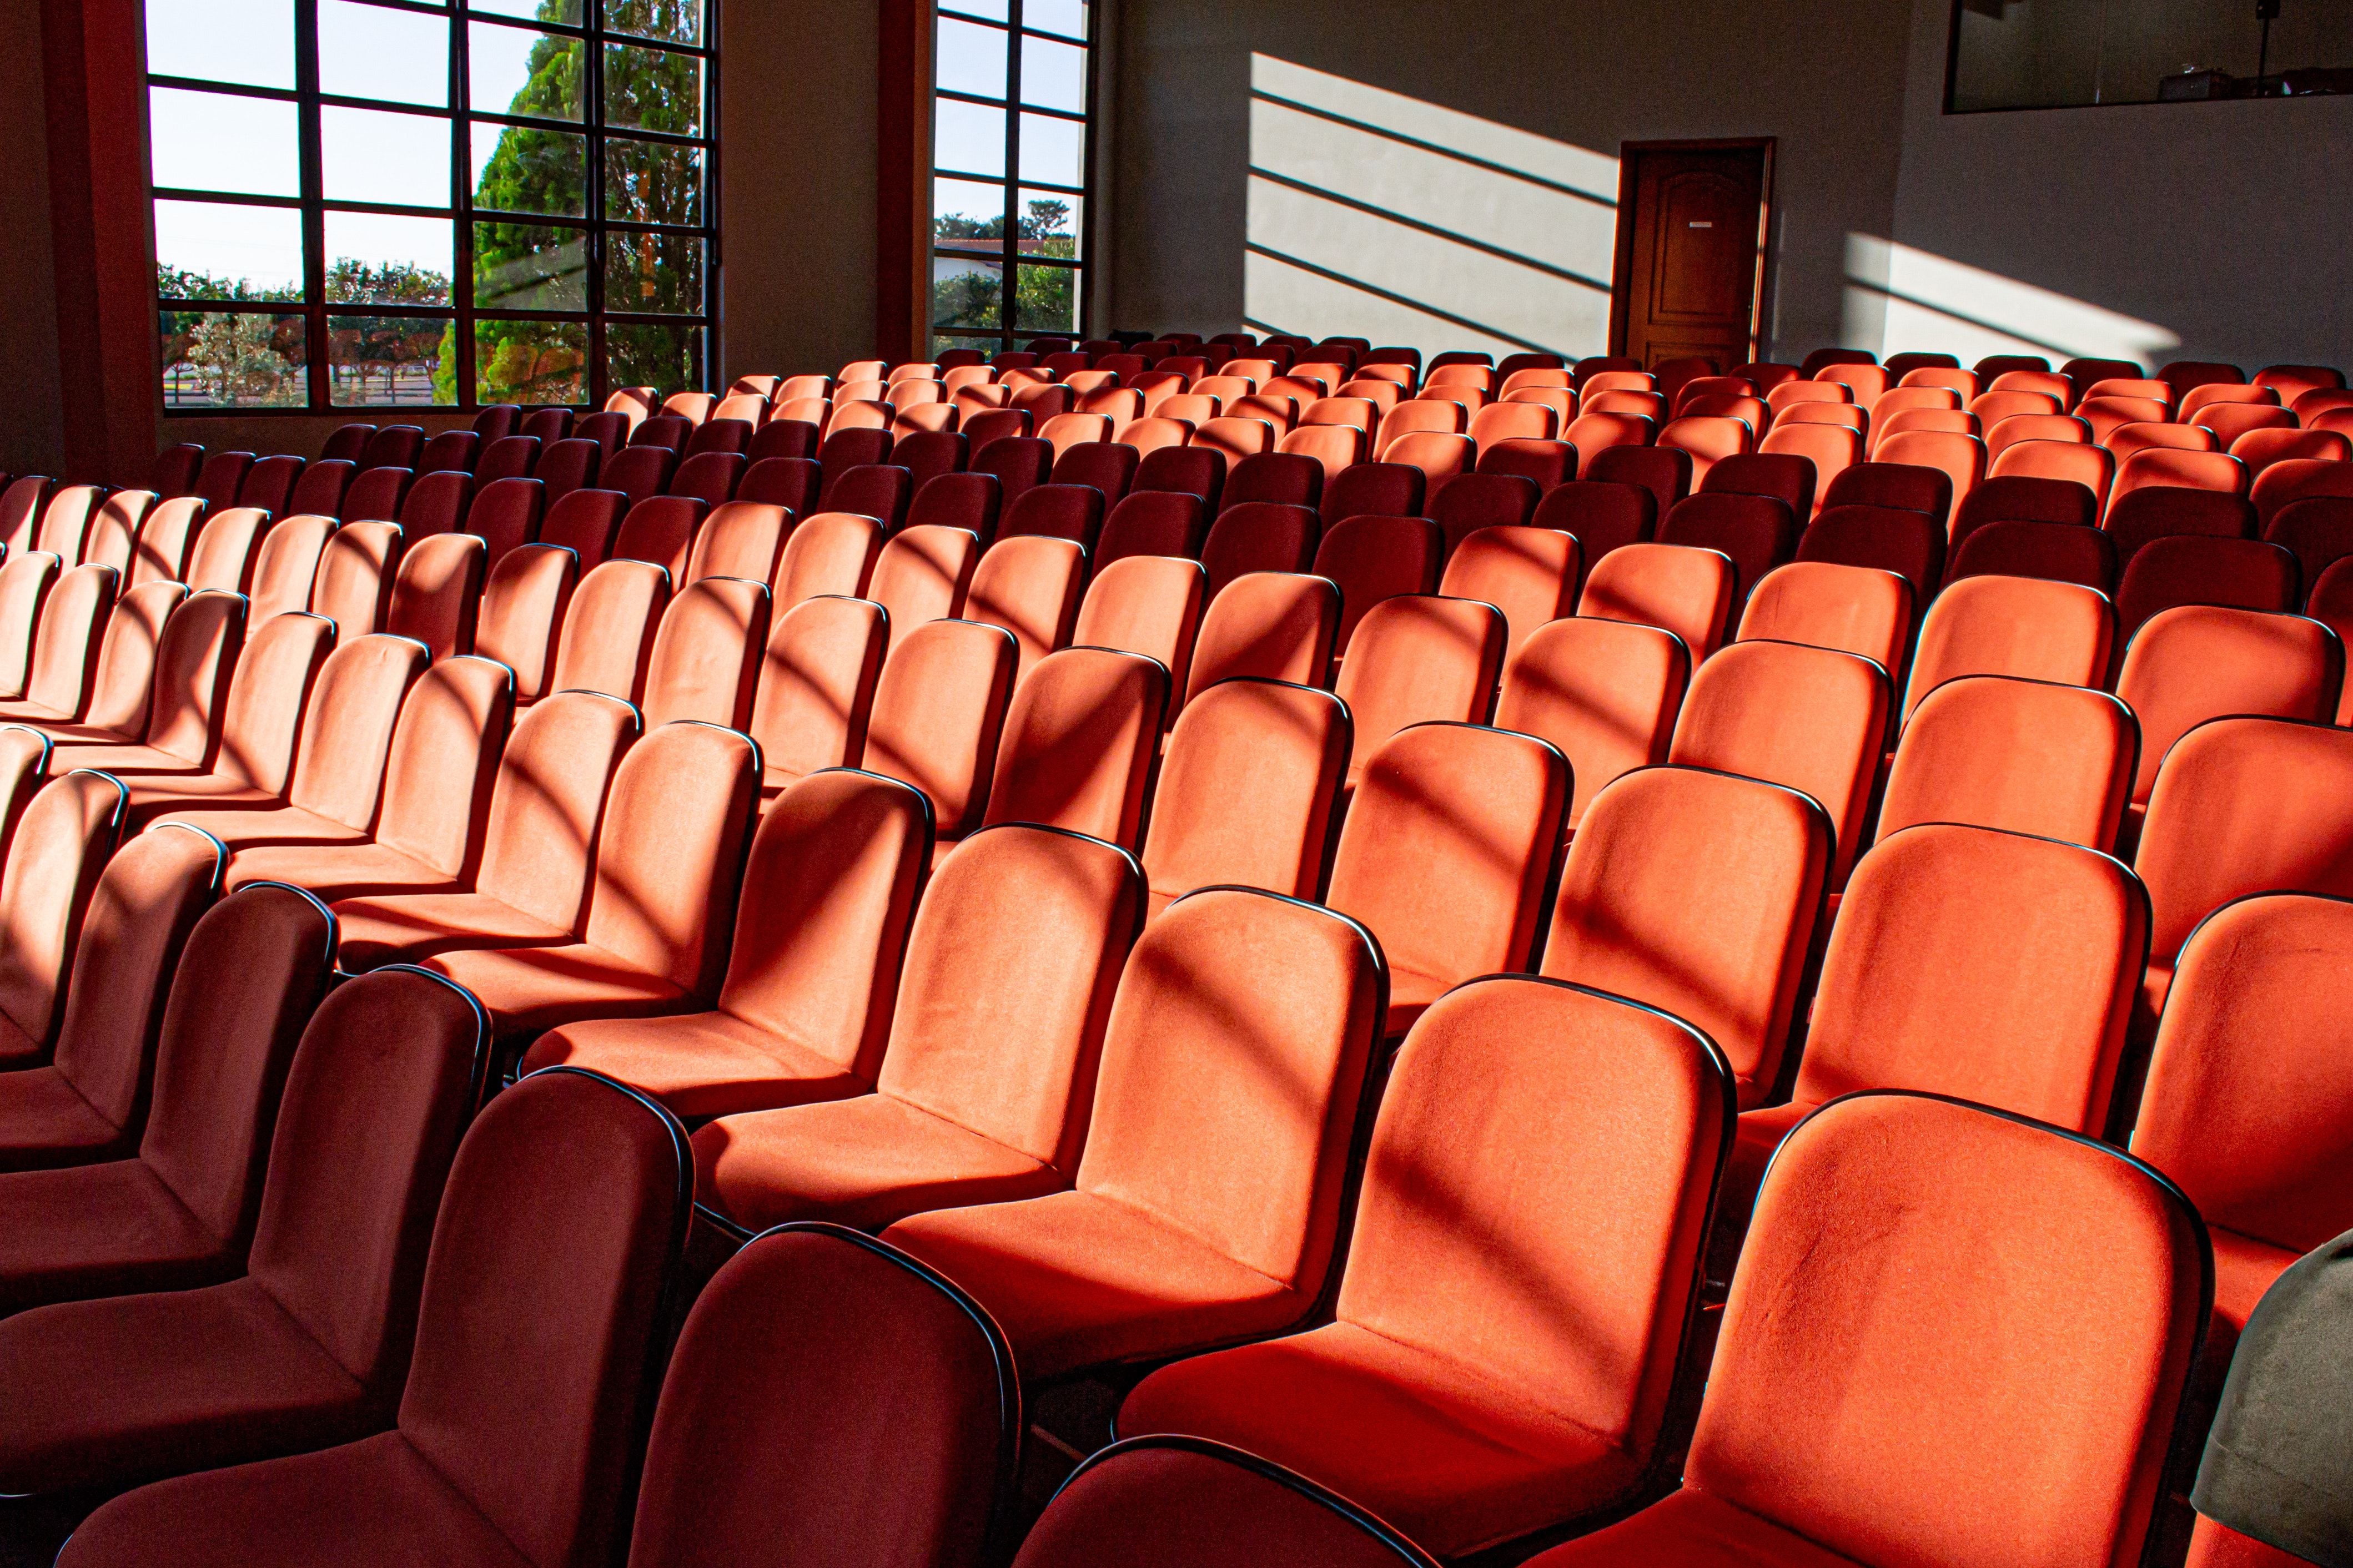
[587,0,607,408]
[454,8,475,409]
[296,0,328,409]
[1002,0,1020,352]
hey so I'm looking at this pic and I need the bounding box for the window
[931,0,1095,359]
[1948,0,2353,112]
[148,0,715,412]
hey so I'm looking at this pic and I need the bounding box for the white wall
[1881,0,2353,373]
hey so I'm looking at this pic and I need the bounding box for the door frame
[1608,137,1778,363]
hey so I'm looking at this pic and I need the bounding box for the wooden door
[1611,142,1773,374]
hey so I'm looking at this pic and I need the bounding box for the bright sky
[932,2,1088,221]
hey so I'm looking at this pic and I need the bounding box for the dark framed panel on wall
[927,0,1099,357]
[143,0,719,414]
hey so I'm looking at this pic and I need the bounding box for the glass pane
[932,255,1003,331]
[1015,188,1078,260]
[934,331,1004,359]
[939,0,1007,19]
[933,177,1004,245]
[603,137,701,226]
[318,1,449,106]
[1018,110,1082,187]
[159,310,310,407]
[605,230,702,314]
[323,211,455,302]
[476,317,587,403]
[607,322,702,396]
[471,123,587,215]
[604,0,700,47]
[1024,0,1088,40]
[934,98,1005,178]
[1014,264,1077,332]
[601,42,701,134]
[154,199,305,300]
[145,0,295,88]
[936,18,1008,100]
[469,0,581,22]
[322,107,454,206]
[148,87,301,196]
[1018,35,1085,111]
[469,23,584,120]
[328,314,459,404]
[474,220,587,309]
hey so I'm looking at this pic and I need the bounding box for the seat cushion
[884,1189,1311,1380]
[154,804,367,853]
[0,1010,47,1071]
[331,893,574,972]
[0,1065,130,1173]
[1385,966,1449,1039]
[1723,1100,1811,1229]
[26,721,139,747]
[56,1430,531,1568]
[224,841,459,903]
[0,1277,372,1495]
[0,700,76,725]
[1525,1487,1862,1568]
[521,1010,869,1124]
[122,777,281,832]
[691,1092,1058,1233]
[1120,1319,1643,1557]
[41,742,206,778]
[0,1158,234,1316]
[423,942,689,1043]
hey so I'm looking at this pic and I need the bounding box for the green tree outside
[931,197,1077,347]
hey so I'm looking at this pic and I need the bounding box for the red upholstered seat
[883,888,1380,1380]
[0,772,129,1068]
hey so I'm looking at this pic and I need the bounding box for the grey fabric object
[2193,1228,2353,1568]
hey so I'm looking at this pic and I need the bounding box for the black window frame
[929,0,1099,357]
[147,0,720,415]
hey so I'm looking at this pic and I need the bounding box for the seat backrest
[1276,423,1366,488]
[1095,490,1205,568]
[1529,478,1656,566]
[581,719,758,997]
[862,618,1019,840]
[1704,450,1817,520]
[2130,891,2353,1261]
[707,767,930,1091]
[0,770,125,1050]
[1333,596,1506,781]
[1319,461,1424,532]
[80,490,151,574]
[1224,451,1325,514]
[1009,1436,1444,1568]
[982,647,1167,846]
[212,611,336,794]
[1797,824,2146,1130]
[965,535,1086,683]
[462,476,545,573]
[1543,765,1827,1105]
[601,445,678,511]
[1737,561,1912,687]
[21,561,117,718]
[1950,474,2098,559]
[387,531,487,661]
[184,506,272,594]
[642,575,771,730]
[748,596,889,794]
[1049,440,1139,502]
[1311,514,1442,653]
[241,966,485,1415]
[1186,571,1338,700]
[614,495,709,583]
[550,558,671,705]
[1437,524,1581,660]
[136,587,244,763]
[1948,518,2119,593]
[1495,615,1688,829]
[128,495,208,587]
[2136,716,2353,968]
[536,440,604,510]
[475,434,540,485]
[2106,487,2257,565]
[1201,502,1319,598]
[1585,444,1693,520]
[396,1067,691,1568]
[0,728,45,864]
[773,511,883,611]
[1325,724,1566,1031]
[192,454,253,512]
[247,513,336,622]
[970,435,1053,515]
[875,824,1141,1176]
[2115,605,2341,805]
[1142,678,1347,919]
[1670,638,1889,889]
[2110,448,2248,518]
[1993,436,2117,506]
[43,823,224,1137]
[285,633,431,827]
[1427,471,1540,559]
[373,656,514,878]
[475,690,641,934]
[907,472,1003,542]
[2251,457,2353,535]
[683,501,790,588]
[0,551,61,700]
[313,517,404,634]
[81,578,185,735]
[1903,573,2115,719]
[2114,535,2297,643]
[417,430,479,475]
[539,487,629,571]
[1576,541,1734,661]
[1075,881,1386,1310]
[1821,459,1954,531]
[1883,674,2136,853]
[1658,492,1797,603]
[476,542,579,702]
[1691,1093,2204,1568]
[626,1222,1018,1568]
[999,483,1105,551]
[869,525,981,651]
[824,464,913,532]
[1132,443,1225,512]
[1073,556,1205,712]
[399,470,475,540]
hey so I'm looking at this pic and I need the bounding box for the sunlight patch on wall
[1843,235,2180,365]
[1245,54,1618,359]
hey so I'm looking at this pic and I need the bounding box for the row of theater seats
[0,652,2337,1564]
